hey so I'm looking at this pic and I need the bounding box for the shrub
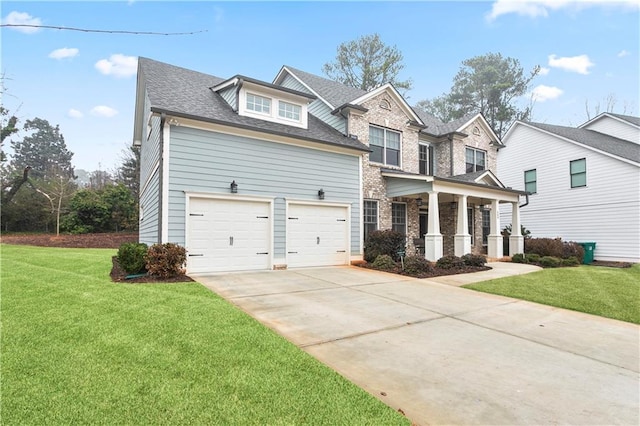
[364,230,406,262]
[461,253,487,267]
[436,255,465,269]
[539,256,561,268]
[526,253,541,263]
[562,242,585,264]
[117,242,148,274]
[511,253,528,263]
[145,243,187,278]
[371,254,397,271]
[403,255,433,275]
[561,256,580,267]
[525,238,564,258]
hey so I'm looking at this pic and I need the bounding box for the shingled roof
[137,58,369,153]
[608,113,640,127]
[527,122,640,163]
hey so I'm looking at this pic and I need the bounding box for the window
[363,200,378,240]
[524,169,537,193]
[481,209,490,245]
[391,203,406,235]
[246,93,271,114]
[278,101,301,121]
[369,126,401,167]
[570,159,586,188]
[419,144,434,175]
[465,147,486,173]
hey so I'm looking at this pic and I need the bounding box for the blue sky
[2,0,638,172]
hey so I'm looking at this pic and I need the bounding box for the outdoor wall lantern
[450,201,458,210]
[230,180,238,193]
[416,197,423,207]
[318,189,325,200]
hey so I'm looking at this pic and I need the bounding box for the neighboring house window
[419,144,434,175]
[482,209,490,245]
[570,158,586,188]
[465,147,486,173]
[278,101,301,121]
[246,93,271,114]
[363,200,378,240]
[369,126,401,167]
[524,169,537,193]
[391,203,406,235]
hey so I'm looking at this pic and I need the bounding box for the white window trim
[465,146,487,173]
[391,202,407,235]
[245,92,272,116]
[419,142,432,175]
[363,199,379,237]
[278,100,301,122]
[369,125,402,168]
[238,86,308,129]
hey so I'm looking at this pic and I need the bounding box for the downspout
[234,78,244,112]
[448,134,454,176]
[520,193,530,208]
[157,113,166,243]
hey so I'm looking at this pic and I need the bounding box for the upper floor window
[246,93,271,114]
[363,200,378,240]
[419,144,434,175]
[570,158,586,188]
[465,147,486,173]
[391,202,406,235]
[524,169,537,193]
[278,101,301,121]
[369,126,401,167]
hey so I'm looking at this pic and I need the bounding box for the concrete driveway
[194,265,639,425]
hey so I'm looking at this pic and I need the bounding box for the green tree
[9,117,74,180]
[102,184,137,232]
[323,33,412,92]
[115,144,140,202]
[61,189,110,234]
[417,53,540,138]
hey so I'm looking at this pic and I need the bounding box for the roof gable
[347,83,424,125]
[579,112,640,130]
[449,170,505,188]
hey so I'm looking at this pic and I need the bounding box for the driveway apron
[194,266,639,426]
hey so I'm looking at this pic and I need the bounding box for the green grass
[465,264,640,324]
[1,244,408,425]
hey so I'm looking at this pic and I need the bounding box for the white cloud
[94,54,138,78]
[548,54,594,75]
[617,50,630,58]
[90,106,118,118]
[486,0,639,21]
[68,109,84,119]
[1,11,42,33]
[538,66,550,76]
[49,47,79,60]
[531,85,563,102]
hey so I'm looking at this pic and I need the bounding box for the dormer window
[278,101,301,121]
[247,93,271,114]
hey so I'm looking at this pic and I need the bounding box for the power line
[0,24,207,36]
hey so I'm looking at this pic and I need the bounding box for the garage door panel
[287,204,349,268]
[187,198,271,274]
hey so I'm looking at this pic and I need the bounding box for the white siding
[582,116,640,144]
[499,124,640,262]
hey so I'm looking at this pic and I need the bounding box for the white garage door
[187,198,270,274]
[287,203,349,268]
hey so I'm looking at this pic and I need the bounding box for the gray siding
[218,86,237,110]
[278,74,346,134]
[139,167,160,245]
[167,126,361,257]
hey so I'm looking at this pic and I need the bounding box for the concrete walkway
[429,261,542,286]
[194,265,639,426]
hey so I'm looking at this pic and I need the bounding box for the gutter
[234,78,243,112]
[157,113,166,243]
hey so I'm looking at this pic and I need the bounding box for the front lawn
[465,264,640,324]
[1,244,408,425]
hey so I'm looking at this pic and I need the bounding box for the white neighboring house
[498,113,640,263]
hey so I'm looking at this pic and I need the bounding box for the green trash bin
[578,242,596,264]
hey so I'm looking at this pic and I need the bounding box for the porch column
[454,195,471,256]
[424,191,443,261]
[487,199,503,259]
[509,201,524,256]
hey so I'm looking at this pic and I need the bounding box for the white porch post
[454,195,471,256]
[424,191,443,261]
[487,199,503,259]
[509,201,524,256]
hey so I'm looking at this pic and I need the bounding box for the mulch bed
[590,260,633,268]
[359,263,491,279]
[1,232,138,249]
[110,256,194,284]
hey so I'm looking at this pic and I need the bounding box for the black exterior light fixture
[230,180,238,193]
[416,197,423,207]
[318,189,325,200]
